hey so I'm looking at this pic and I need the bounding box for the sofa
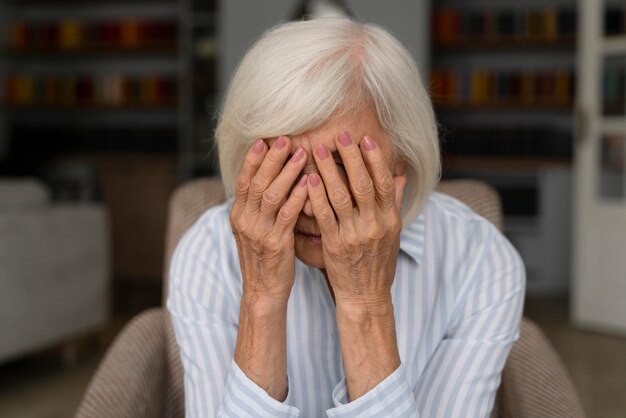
[0,178,110,363]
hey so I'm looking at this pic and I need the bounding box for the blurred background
[0,0,625,417]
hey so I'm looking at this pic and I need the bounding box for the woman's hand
[306,131,407,401]
[230,136,309,308]
[231,136,308,401]
[306,131,407,312]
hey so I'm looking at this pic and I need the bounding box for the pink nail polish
[309,174,320,187]
[339,131,352,147]
[362,136,376,151]
[291,147,305,163]
[276,136,287,149]
[253,139,265,154]
[315,145,329,160]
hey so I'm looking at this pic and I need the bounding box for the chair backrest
[435,179,503,231]
[162,177,226,303]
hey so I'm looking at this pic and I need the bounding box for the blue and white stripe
[167,191,525,417]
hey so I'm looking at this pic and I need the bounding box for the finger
[306,173,338,237]
[246,136,292,213]
[359,135,396,211]
[275,174,308,232]
[233,139,267,215]
[394,175,407,213]
[260,147,308,216]
[312,144,353,220]
[334,131,376,214]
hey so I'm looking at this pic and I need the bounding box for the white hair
[216,18,440,224]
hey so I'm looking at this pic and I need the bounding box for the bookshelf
[0,2,185,143]
[0,0,218,284]
[431,0,578,295]
[178,0,218,177]
[434,39,575,50]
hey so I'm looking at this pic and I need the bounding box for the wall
[219,0,431,97]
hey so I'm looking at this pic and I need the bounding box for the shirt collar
[399,211,426,264]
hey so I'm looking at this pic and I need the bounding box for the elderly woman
[168,18,525,418]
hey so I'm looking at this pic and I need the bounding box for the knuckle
[367,224,385,241]
[243,153,257,168]
[250,177,266,194]
[238,157,256,178]
[235,177,249,195]
[265,151,282,166]
[390,213,402,234]
[318,209,334,225]
[354,177,374,199]
[277,205,294,223]
[344,229,358,243]
[238,216,249,229]
[264,234,281,251]
[378,177,395,197]
[390,217,402,235]
[331,188,352,208]
[234,217,247,234]
[344,151,362,165]
[262,188,282,207]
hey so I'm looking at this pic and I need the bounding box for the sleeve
[326,364,418,417]
[166,214,301,417]
[325,226,525,418]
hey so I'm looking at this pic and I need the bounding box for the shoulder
[427,191,491,226]
[423,191,525,291]
[422,191,498,250]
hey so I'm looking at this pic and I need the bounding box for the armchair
[76,178,584,418]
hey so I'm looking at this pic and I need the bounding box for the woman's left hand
[307,131,407,313]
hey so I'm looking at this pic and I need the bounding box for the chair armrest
[75,308,167,418]
[498,317,586,418]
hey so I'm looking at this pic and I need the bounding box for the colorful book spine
[3,74,178,108]
[432,8,578,44]
[59,20,83,50]
[431,69,575,107]
[3,19,178,51]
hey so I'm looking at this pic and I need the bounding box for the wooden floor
[0,296,624,417]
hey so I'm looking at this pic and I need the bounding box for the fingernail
[362,136,376,151]
[339,131,352,147]
[298,174,308,187]
[315,145,329,160]
[291,147,305,163]
[276,136,287,149]
[309,173,320,187]
[253,139,265,154]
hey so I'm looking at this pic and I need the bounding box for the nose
[303,198,314,217]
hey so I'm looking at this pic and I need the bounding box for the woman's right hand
[230,135,309,308]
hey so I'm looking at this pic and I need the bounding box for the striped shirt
[167,191,526,417]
